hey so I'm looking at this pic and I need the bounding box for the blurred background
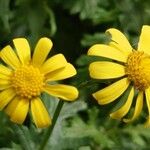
[0,0,150,150]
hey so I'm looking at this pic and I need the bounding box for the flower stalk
[39,100,64,150]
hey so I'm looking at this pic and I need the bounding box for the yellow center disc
[126,51,150,90]
[11,65,44,99]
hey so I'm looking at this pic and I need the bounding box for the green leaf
[12,125,35,150]
[64,115,114,148]
[78,146,91,150]
[55,0,117,24]
[81,33,109,47]
[76,55,110,67]
[27,4,47,42]
[0,0,10,32]
[123,125,150,147]
[43,2,57,36]
[45,99,87,150]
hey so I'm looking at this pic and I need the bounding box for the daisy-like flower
[88,25,150,126]
[0,37,78,128]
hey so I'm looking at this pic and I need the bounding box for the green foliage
[0,0,150,149]
[81,33,109,47]
[55,0,118,25]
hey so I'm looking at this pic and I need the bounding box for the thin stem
[39,100,64,150]
[77,79,100,89]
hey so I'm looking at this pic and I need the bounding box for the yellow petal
[31,97,51,128]
[13,38,31,65]
[0,64,12,75]
[123,92,143,123]
[106,28,132,55]
[93,78,130,105]
[88,44,127,62]
[144,117,150,128]
[89,61,125,79]
[145,88,150,115]
[0,64,12,79]
[1,45,20,69]
[5,97,19,116]
[0,79,11,90]
[110,87,134,119]
[0,84,11,90]
[145,88,150,127]
[40,54,67,74]
[0,79,11,85]
[5,97,29,124]
[0,74,11,90]
[32,38,53,66]
[46,63,77,82]
[138,25,150,55]
[44,84,78,101]
[0,88,16,110]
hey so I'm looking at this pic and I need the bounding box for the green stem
[77,79,100,89]
[39,100,64,150]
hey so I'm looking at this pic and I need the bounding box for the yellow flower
[88,25,150,126]
[0,37,78,128]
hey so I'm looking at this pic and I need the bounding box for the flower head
[88,25,150,126]
[0,37,78,128]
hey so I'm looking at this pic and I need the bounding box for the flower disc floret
[11,65,44,99]
[126,51,150,90]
